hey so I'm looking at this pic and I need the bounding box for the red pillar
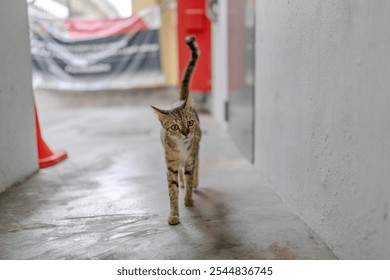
[177,0,211,93]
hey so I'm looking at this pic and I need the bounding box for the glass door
[227,0,255,162]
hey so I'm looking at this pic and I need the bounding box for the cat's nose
[182,129,189,136]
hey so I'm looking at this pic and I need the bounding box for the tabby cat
[151,35,201,225]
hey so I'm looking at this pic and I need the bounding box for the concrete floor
[0,90,336,259]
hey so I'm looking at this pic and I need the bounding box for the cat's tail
[179,35,199,101]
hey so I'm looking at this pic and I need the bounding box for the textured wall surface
[255,0,390,259]
[0,1,38,193]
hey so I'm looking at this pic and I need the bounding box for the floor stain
[263,241,297,260]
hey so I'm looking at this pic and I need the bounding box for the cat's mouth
[182,134,193,140]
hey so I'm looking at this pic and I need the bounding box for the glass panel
[227,0,255,162]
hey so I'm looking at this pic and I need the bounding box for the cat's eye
[187,120,194,127]
[170,124,179,131]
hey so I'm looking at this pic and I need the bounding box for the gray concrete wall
[254,0,390,259]
[0,1,38,193]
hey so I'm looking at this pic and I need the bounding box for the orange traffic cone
[35,105,68,168]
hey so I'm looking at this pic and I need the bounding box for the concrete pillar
[132,0,179,86]
[0,1,38,193]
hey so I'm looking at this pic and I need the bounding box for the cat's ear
[151,105,170,124]
[182,96,193,110]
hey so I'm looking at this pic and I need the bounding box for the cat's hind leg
[184,165,195,207]
[178,168,185,188]
[193,157,199,189]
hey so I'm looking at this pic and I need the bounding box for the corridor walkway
[0,90,336,259]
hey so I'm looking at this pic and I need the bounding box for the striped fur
[179,35,199,101]
[151,35,201,225]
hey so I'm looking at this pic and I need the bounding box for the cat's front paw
[167,215,180,225]
[185,198,194,207]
